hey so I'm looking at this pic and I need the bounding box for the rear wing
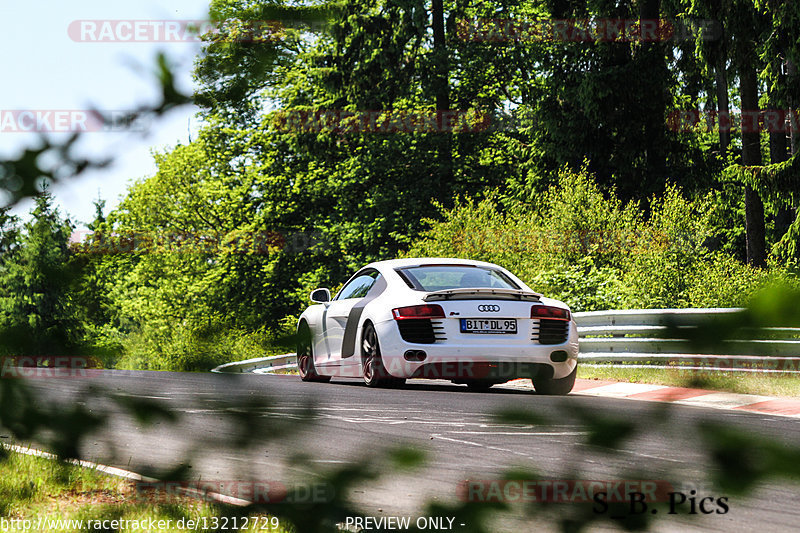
[423,287,542,302]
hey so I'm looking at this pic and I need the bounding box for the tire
[297,323,330,383]
[532,365,577,395]
[361,322,403,388]
[465,381,493,392]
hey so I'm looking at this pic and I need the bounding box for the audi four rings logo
[478,305,500,312]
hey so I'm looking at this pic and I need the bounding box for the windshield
[397,265,520,292]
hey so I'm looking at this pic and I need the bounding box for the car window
[398,265,519,291]
[335,270,380,300]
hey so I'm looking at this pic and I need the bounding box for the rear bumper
[374,318,579,380]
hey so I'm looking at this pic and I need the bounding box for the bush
[113,321,295,372]
[618,185,715,308]
[405,167,798,311]
[530,258,624,312]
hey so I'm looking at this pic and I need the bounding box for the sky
[0,0,214,228]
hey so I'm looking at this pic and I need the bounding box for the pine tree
[0,192,83,355]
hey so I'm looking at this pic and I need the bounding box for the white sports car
[296,258,579,394]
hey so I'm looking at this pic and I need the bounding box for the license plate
[460,318,517,334]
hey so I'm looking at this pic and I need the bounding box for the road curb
[502,378,800,418]
[213,356,800,418]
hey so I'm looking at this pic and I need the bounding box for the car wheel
[532,365,577,395]
[465,381,493,392]
[297,323,330,383]
[361,322,401,388]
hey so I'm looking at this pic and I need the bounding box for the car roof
[366,257,504,270]
[351,257,534,294]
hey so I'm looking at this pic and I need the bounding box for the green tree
[0,192,83,355]
[0,206,19,263]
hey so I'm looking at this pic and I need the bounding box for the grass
[0,449,295,532]
[578,365,800,398]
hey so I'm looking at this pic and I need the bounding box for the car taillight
[392,304,445,320]
[531,305,570,321]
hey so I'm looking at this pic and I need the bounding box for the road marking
[429,434,542,460]
[676,392,776,409]
[446,431,588,436]
[611,447,692,464]
[576,382,667,397]
[115,394,174,400]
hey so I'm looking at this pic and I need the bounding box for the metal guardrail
[213,309,800,374]
[211,353,297,373]
[575,308,800,373]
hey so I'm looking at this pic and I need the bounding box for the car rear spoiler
[422,287,542,302]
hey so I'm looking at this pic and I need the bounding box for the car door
[319,269,381,370]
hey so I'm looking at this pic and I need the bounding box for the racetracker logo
[271,109,492,134]
[0,110,149,133]
[667,356,800,374]
[667,109,800,133]
[456,18,720,42]
[459,479,676,503]
[67,19,291,43]
[0,356,102,379]
[70,229,322,255]
[134,481,334,504]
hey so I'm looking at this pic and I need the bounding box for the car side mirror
[310,288,331,303]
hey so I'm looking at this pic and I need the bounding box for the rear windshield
[397,265,520,292]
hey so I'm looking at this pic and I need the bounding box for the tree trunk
[431,0,453,187]
[715,55,730,157]
[638,0,666,188]
[739,64,767,267]
[770,61,793,238]
[789,59,798,156]
[431,0,449,112]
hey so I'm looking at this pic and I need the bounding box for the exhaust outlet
[404,350,427,362]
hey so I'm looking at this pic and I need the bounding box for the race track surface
[5,370,800,532]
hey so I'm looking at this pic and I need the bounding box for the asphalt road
[5,370,800,532]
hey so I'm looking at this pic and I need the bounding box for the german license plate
[460,318,517,334]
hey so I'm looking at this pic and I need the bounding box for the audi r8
[296,258,579,394]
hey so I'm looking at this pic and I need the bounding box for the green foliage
[0,193,84,355]
[195,0,334,120]
[723,153,800,264]
[530,258,624,312]
[407,168,797,311]
[618,184,715,308]
[724,152,800,206]
[2,0,798,371]
[114,322,294,372]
